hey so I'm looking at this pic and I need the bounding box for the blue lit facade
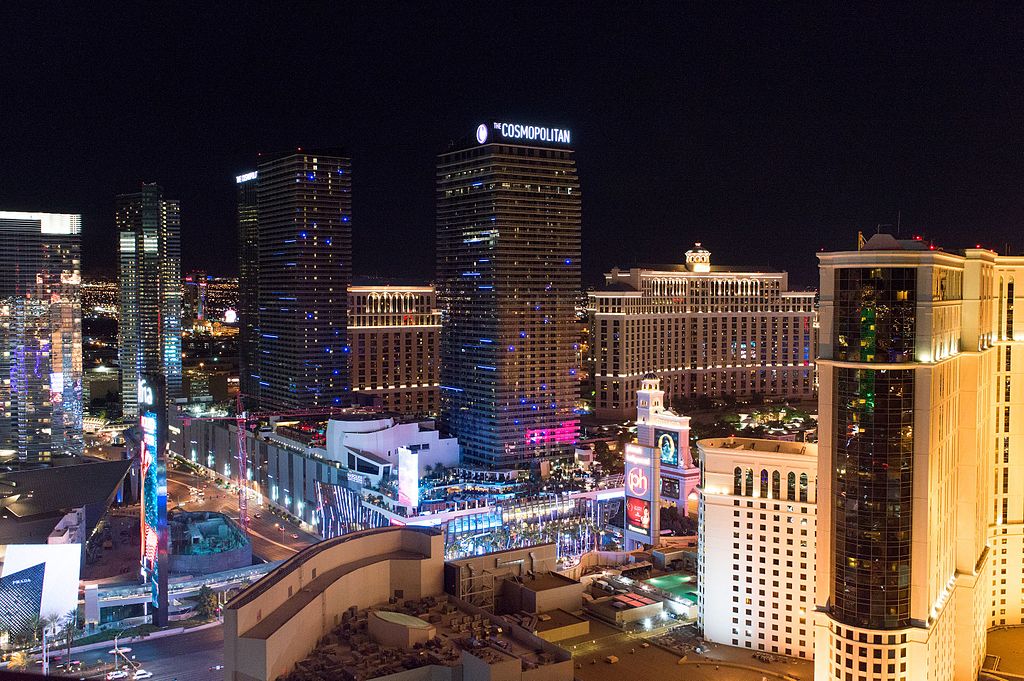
[436,125,581,468]
[255,151,351,410]
[0,211,83,461]
[236,171,260,408]
[117,184,182,417]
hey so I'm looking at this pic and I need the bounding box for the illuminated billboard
[655,428,680,466]
[625,497,651,535]
[138,374,168,626]
[397,447,420,508]
[624,443,659,546]
[0,544,81,636]
[661,476,681,499]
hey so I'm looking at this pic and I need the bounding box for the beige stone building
[348,285,440,415]
[590,244,816,419]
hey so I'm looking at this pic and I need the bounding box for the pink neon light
[524,420,577,445]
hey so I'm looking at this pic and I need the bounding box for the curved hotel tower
[814,234,1024,681]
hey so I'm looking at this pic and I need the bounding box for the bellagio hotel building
[348,285,440,415]
[589,243,816,419]
[814,234,1024,681]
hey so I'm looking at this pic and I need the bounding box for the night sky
[3,4,1024,287]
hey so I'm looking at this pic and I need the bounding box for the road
[73,625,225,681]
[84,441,319,563]
[164,467,319,562]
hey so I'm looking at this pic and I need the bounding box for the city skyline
[4,6,1024,288]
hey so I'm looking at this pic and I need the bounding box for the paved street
[73,626,226,681]
[164,467,318,562]
[84,441,320,563]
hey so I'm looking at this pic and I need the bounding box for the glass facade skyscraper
[436,123,581,468]
[0,211,83,461]
[254,151,351,410]
[117,184,182,417]
[236,171,259,408]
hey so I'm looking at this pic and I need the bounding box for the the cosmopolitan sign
[487,122,571,145]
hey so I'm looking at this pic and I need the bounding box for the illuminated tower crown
[685,242,711,272]
[637,371,664,424]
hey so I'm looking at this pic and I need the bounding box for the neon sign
[235,171,257,184]
[486,122,572,145]
[627,465,649,497]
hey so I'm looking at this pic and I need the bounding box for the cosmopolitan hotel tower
[117,184,182,417]
[813,233,1024,681]
[348,285,441,415]
[590,243,816,419]
[0,212,83,461]
[437,122,581,469]
[250,150,352,410]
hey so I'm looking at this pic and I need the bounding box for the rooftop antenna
[896,210,902,236]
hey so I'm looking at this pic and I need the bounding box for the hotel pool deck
[644,573,698,603]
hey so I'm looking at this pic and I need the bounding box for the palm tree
[39,612,61,675]
[63,609,78,662]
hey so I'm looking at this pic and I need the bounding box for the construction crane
[181,398,361,533]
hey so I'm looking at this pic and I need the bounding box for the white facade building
[590,243,816,419]
[324,415,459,484]
[697,436,818,659]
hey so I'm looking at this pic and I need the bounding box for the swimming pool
[645,573,698,603]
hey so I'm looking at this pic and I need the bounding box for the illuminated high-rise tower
[236,170,259,407]
[812,234,1024,681]
[436,122,581,468]
[117,183,182,417]
[0,211,83,461]
[254,150,351,410]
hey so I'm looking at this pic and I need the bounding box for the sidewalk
[26,620,222,658]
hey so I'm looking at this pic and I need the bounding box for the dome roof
[642,371,659,381]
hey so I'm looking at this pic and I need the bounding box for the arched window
[772,471,781,499]
[744,469,754,496]
[734,467,742,496]
[760,469,769,498]
[787,472,796,501]
[799,473,809,502]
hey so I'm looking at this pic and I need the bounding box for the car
[209,665,225,671]
[291,533,299,539]
[106,671,129,680]
[253,513,262,519]
[277,525,285,532]
[134,670,153,679]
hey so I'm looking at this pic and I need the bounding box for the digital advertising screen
[655,428,680,466]
[661,476,681,499]
[625,497,651,535]
[397,447,420,508]
[138,375,168,625]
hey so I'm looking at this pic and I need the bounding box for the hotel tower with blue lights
[252,150,352,410]
[436,122,581,468]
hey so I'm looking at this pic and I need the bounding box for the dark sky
[3,4,1024,288]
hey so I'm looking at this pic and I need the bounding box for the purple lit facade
[0,212,83,461]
